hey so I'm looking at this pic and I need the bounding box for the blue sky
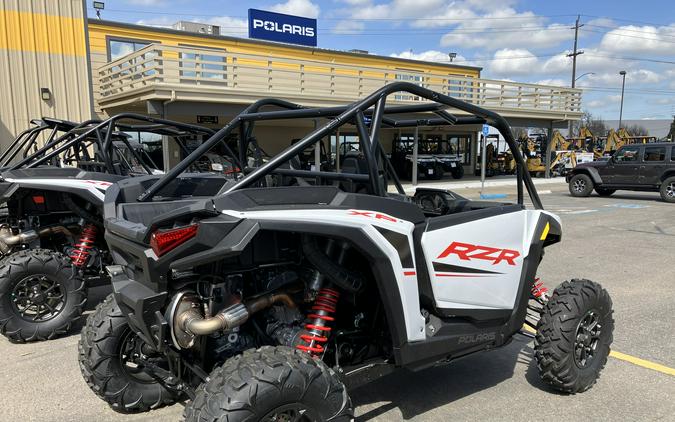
[89,0,674,122]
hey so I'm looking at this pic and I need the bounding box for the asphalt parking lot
[1,181,673,422]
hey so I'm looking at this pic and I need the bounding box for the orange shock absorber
[70,223,97,268]
[296,287,340,355]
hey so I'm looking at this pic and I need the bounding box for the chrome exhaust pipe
[170,291,296,349]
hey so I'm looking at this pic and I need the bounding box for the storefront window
[448,135,472,165]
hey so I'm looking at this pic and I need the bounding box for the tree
[624,124,648,136]
[575,110,608,137]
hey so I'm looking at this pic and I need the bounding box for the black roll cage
[7,114,223,177]
[138,83,542,209]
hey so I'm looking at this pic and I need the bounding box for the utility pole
[619,70,627,129]
[567,15,584,136]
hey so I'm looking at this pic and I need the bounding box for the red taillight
[150,224,198,256]
[32,195,45,204]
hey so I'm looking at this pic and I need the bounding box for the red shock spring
[296,287,340,355]
[70,223,98,268]
[531,278,548,299]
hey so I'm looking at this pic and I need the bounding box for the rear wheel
[535,279,614,393]
[0,249,86,342]
[595,188,616,197]
[659,176,675,203]
[569,174,594,197]
[184,346,353,422]
[78,294,178,413]
[451,164,464,179]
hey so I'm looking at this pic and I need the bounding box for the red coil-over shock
[296,287,340,355]
[70,223,97,267]
[531,277,548,299]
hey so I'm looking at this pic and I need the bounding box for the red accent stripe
[435,273,494,278]
[403,271,416,276]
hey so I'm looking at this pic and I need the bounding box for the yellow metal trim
[0,10,86,56]
[540,222,550,241]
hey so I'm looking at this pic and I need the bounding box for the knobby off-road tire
[659,176,675,203]
[78,294,178,413]
[184,346,353,422]
[451,164,465,179]
[595,188,616,197]
[569,174,594,197]
[535,279,614,393]
[0,249,86,342]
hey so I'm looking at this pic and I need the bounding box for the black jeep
[567,142,675,202]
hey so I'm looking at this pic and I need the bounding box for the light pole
[575,72,595,82]
[619,70,627,129]
[448,52,457,62]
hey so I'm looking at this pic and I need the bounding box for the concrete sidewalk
[398,175,567,193]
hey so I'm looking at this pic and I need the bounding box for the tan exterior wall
[0,0,92,148]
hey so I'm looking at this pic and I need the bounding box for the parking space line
[521,325,675,376]
[609,351,675,376]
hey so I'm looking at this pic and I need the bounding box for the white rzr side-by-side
[0,116,220,342]
[78,84,614,421]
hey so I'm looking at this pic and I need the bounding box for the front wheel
[0,249,86,342]
[535,279,614,393]
[659,176,675,203]
[78,294,179,413]
[569,174,594,197]
[184,346,353,422]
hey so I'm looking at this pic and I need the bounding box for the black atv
[79,84,614,420]
[0,115,222,342]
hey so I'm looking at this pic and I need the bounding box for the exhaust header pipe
[169,291,296,349]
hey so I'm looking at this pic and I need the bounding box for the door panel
[639,146,666,185]
[421,209,537,310]
[611,145,642,185]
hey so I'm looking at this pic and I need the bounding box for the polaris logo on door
[248,9,317,47]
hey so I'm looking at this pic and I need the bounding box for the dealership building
[0,0,583,175]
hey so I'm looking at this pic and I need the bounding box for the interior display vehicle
[567,143,675,202]
[390,135,464,180]
[78,84,614,421]
[0,115,222,342]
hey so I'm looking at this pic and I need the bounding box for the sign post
[481,125,489,194]
[248,9,317,47]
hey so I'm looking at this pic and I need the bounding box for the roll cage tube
[13,114,219,176]
[138,83,542,209]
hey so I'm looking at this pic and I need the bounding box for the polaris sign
[248,9,317,47]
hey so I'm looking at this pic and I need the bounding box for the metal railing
[98,44,582,113]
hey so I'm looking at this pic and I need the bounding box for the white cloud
[206,16,248,37]
[270,0,320,18]
[439,8,573,50]
[599,24,675,55]
[332,20,365,34]
[489,48,538,76]
[390,49,466,63]
[535,78,568,87]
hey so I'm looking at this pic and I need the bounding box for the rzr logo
[437,241,520,266]
[348,210,398,223]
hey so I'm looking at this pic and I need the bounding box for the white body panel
[3,178,112,201]
[421,209,558,310]
[222,208,427,342]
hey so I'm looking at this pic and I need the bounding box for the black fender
[660,169,675,183]
[570,167,603,185]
